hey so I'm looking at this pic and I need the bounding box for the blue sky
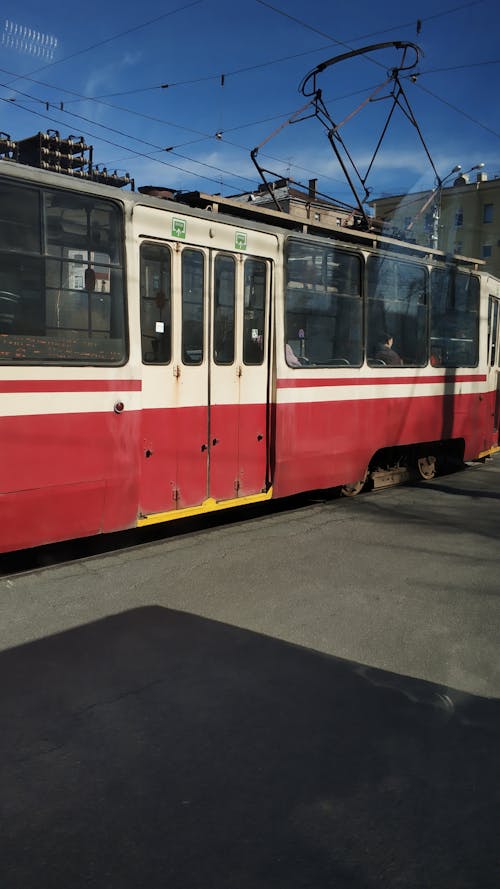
[1,0,498,208]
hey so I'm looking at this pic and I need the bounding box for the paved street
[1,459,500,888]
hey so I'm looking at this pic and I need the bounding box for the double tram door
[487,294,500,442]
[139,236,272,517]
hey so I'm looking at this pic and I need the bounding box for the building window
[483,203,494,224]
[482,244,492,259]
[455,209,463,227]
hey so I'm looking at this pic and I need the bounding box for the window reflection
[244,259,266,365]
[367,256,428,367]
[285,240,362,367]
[430,269,479,367]
[140,243,171,364]
[214,254,235,365]
[182,249,204,365]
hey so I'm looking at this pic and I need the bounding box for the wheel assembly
[417,455,437,480]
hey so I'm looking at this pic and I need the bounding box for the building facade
[371,171,500,277]
[231,178,362,230]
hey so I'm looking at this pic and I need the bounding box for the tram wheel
[341,471,368,497]
[417,455,437,480]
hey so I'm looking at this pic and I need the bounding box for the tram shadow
[1,606,499,889]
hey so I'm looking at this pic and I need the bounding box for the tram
[1,158,500,553]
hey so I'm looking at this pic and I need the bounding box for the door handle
[212,438,219,446]
[201,443,208,452]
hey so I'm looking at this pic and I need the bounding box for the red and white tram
[1,158,499,553]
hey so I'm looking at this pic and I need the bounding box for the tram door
[139,239,271,515]
[209,252,271,502]
[487,295,500,441]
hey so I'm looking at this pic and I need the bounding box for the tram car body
[1,159,499,553]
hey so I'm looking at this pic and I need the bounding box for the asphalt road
[1,459,500,888]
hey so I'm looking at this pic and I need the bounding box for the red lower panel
[0,410,140,553]
[0,389,496,553]
[210,403,268,500]
[140,403,268,511]
[272,392,495,498]
[140,405,208,513]
[0,482,106,552]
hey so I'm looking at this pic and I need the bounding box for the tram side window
[0,182,40,253]
[43,190,125,361]
[214,254,235,365]
[243,259,266,366]
[0,177,126,364]
[430,269,479,367]
[182,249,204,365]
[367,256,428,366]
[285,240,362,367]
[0,183,43,341]
[140,243,171,364]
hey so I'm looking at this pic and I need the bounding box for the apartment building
[231,178,360,229]
[371,171,500,277]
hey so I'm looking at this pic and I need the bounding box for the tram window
[367,256,428,366]
[214,255,235,365]
[140,243,171,364]
[45,191,121,264]
[0,181,40,253]
[0,179,126,364]
[285,240,362,367]
[182,249,204,365]
[430,269,479,367]
[243,259,267,365]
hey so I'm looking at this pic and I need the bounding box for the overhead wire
[414,81,500,139]
[2,0,497,197]
[254,0,487,47]
[3,0,204,86]
[0,63,351,190]
[0,93,258,191]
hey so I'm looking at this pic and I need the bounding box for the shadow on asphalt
[1,606,499,889]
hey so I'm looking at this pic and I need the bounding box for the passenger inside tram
[374,332,403,366]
